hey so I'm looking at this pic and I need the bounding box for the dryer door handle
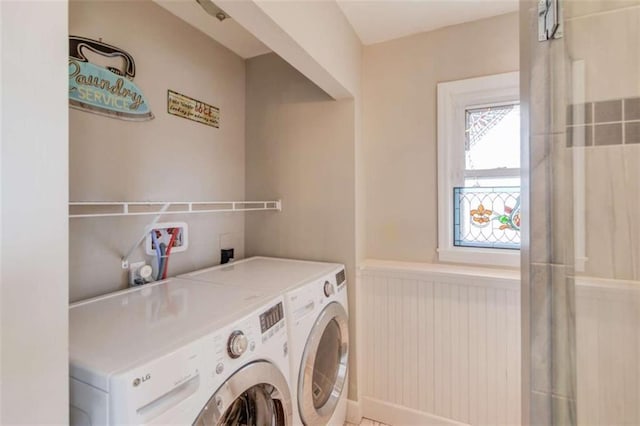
[136,374,199,421]
[294,301,315,321]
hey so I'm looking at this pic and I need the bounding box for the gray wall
[244,53,358,398]
[69,0,246,301]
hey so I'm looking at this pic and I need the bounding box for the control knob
[227,331,248,359]
[323,281,335,297]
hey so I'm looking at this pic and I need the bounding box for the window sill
[437,247,520,269]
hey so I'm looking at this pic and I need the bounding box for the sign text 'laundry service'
[68,36,153,121]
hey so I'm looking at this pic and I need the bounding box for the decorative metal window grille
[465,105,514,151]
[453,187,521,250]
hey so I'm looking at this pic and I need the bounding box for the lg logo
[133,374,151,387]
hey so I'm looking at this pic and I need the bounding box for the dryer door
[193,361,292,426]
[298,302,349,425]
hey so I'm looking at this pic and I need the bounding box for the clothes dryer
[285,266,349,425]
[69,278,291,425]
[180,257,349,425]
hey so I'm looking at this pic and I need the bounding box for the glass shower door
[565,1,640,424]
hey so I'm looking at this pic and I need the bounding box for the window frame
[437,72,520,268]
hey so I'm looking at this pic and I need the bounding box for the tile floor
[345,419,390,426]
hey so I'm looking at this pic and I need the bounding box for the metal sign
[167,90,220,128]
[68,36,154,121]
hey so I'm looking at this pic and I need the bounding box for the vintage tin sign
[167,90,220,128]
[68,36,153,121]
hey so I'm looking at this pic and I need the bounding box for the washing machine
[69,277,292,425]
[180,257,350,425]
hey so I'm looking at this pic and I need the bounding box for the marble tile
[625,121,640,144]
[530,263,552,393]
[551,267,576,400]
[565,6,640,102]
[624,97,640,121]
[531,390,552,426]
[594,99,623,123]
[344,418,390,426]
[564,0,639,20]
[549,36,569,135]
[566,103,593,126]
[593,123,623,146]
[551,133,574,267]
[529,135,552,264]
[583,145,640,280]
[566,125,593,147]
[552,394,577,426]
[526,6,553,138]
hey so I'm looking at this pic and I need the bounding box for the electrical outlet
[219,232,240,264]
[145,222,189,256]
[221,248,234,264]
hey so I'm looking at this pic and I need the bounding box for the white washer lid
[69,278,266,391]
[179,257,343,292]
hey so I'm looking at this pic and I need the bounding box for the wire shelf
[69,200,282,218]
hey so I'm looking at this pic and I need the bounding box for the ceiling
[337,0,519,45]
[155,0,518,59]
[153,0,270,59]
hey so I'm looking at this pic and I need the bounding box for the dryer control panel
[287,267,348,327]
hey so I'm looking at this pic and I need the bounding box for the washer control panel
[209,298,287,381]
[260,301,284,333]
[227,330,248,358]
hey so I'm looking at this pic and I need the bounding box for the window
[437,72,520,267]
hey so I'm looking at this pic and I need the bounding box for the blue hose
[157,243,167,281]
[151,231,162,280]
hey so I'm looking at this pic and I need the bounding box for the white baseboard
[346,399,362,424]
[361,397,469,426]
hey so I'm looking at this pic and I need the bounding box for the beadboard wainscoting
[576,277,640,425]
[357,260,521,425]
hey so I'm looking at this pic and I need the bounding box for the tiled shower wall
[522,0,640,425]
[521,0,576,423]
[567,97,640,147]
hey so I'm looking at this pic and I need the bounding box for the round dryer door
[298,302,349,425]
[193,361,292,426]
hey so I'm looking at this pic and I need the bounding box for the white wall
[251,0,362,98]
[359,261,521,425]
[363,12,519,262]
[218,0,362,99]
[1,1,69,423]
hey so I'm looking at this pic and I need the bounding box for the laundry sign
[167,90,220,128]
[68,36,153,121]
